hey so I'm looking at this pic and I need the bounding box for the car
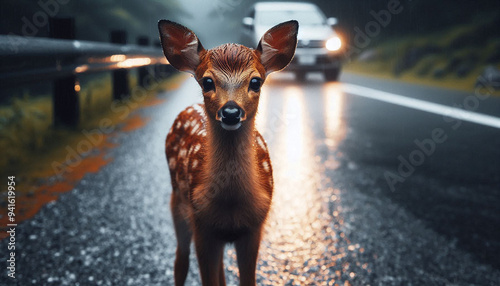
[241,2,344,81]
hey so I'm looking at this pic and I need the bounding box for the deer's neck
[204,119,257,195]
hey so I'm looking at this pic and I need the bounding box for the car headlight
[325,37,341,51]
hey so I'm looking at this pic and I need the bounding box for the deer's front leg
[194,229,224,286]
[235,230,262,286]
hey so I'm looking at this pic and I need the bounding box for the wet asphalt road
[1,72,500,285]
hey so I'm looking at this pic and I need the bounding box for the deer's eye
[249,77,262,92]
[202,77,215,92]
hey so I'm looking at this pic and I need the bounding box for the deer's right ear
[158,20,205,75]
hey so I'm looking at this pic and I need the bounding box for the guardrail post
[137,36,150,87]
[50,17,79,127]
[110,30,130,100]
[153,39,174,79]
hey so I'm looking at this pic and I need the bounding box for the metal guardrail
[0,23,172,128]
[0,35,168,86]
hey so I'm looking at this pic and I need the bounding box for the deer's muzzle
[218,101,244,131]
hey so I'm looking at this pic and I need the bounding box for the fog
[2,0,499,49]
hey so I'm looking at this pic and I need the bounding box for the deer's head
[158,20,298,131]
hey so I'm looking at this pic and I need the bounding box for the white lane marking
[343,84,500,129]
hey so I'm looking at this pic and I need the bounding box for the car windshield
[256,9,325,26]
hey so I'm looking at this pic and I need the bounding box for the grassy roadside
[344,13,500,96]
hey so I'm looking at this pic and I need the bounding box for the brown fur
[159,19,297,286]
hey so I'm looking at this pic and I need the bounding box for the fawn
[158,20,298,285]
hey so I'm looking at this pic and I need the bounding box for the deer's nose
[221,106,241,124]
[218,102,244,130]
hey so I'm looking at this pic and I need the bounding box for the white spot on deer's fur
[168,127,173,135]
[176,121,181,129]
[183,120,191,129]
[257,136,266,150]
[262,160,270,172]
[186,107,193,114]
[168,157,176,169]
[188,174,193,184]
[192,159,198,169]
[190,120,197,127]
[193,104,205,116]
[191,123,200,134]
[179,148,187,158]
[193,144,201,153]
[199,130,207,137]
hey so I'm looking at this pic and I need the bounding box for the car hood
[254,24,336,45]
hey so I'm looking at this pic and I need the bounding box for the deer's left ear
[256,20,298,75]
[158,20,205,75]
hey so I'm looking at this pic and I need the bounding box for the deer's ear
[158,20,205,74]
[256,20,298,75]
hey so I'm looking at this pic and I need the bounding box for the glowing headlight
[325,37,341,51]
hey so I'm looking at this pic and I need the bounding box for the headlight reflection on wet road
[324,83,346,149]
[281,86,306,169]
[323,83,347,172]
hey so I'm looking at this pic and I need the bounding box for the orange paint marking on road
[121,114,151,132]
[143,97,166,107]
[65,154,112,182]
[0,154,113,240]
